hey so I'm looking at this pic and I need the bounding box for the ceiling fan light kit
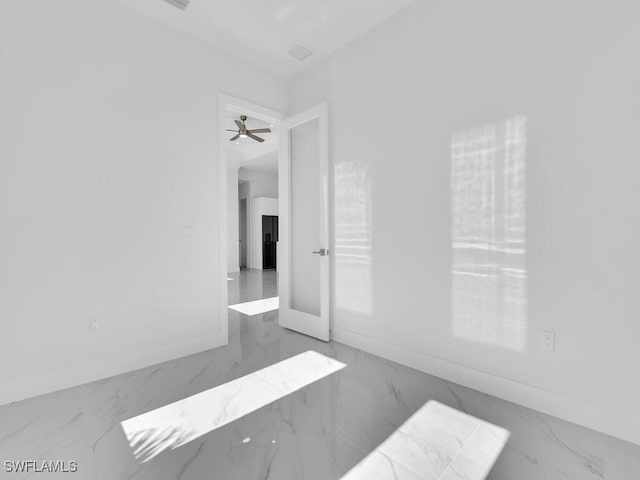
[227,115,272,143]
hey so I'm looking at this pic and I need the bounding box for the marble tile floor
[1,269,639,479]
[342,400,510,480]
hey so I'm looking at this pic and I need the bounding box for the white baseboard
[0,336,226,407]
[332,326,640,446]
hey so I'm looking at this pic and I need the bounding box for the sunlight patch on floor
[228,296,279,316]
[341,401,509,480]
[120,351,345,463]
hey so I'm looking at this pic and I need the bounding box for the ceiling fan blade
[235,120,243,129]
[226,129,239,132]
[247,132,265,143]
[229,134,240,141]
[247,128,271,134]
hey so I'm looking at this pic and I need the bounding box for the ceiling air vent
[163,0,189,10]
[286,43,314,62]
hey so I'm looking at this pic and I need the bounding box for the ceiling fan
[227,115,272,143]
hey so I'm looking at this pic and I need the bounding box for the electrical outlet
[90,318,100,332]
[542,331,555,352]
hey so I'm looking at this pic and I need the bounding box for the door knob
[312,248,328,256]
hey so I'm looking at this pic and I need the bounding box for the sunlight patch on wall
[334,161,373,316]
[121,351,345,463]
[451,116,527,352]
[228,296,279,316]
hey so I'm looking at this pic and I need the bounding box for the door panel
[279,104,330,341]
[290,118,321,316]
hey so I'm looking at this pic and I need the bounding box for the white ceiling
[116,0,417,77]
[241,151,279,175]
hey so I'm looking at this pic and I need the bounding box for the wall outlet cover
[542,331,555,352]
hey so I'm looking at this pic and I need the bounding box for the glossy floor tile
[121,351,346,464]
[342,400,509,480]
[1,269,639,479]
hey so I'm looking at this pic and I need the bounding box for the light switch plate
[90,318,100,332]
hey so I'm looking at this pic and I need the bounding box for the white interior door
[278,104,330,341]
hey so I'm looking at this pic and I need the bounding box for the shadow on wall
[334,160,373,317]
[451,116,527,352]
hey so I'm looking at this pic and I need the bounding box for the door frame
[217,93,286,342]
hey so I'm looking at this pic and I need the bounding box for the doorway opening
[218,94,286,340]
[218,94,330,343]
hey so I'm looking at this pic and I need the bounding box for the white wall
[227,167,240,273]
[238,168,278,198]
[0,0,286,404]
[290,0,640,444]
[250,198,279,270]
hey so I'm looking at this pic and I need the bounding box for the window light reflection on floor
[120,351,345,463]
[228,296,279,316]
[341,400,509,480]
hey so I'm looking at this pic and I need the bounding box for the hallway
[228,268,278,306]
